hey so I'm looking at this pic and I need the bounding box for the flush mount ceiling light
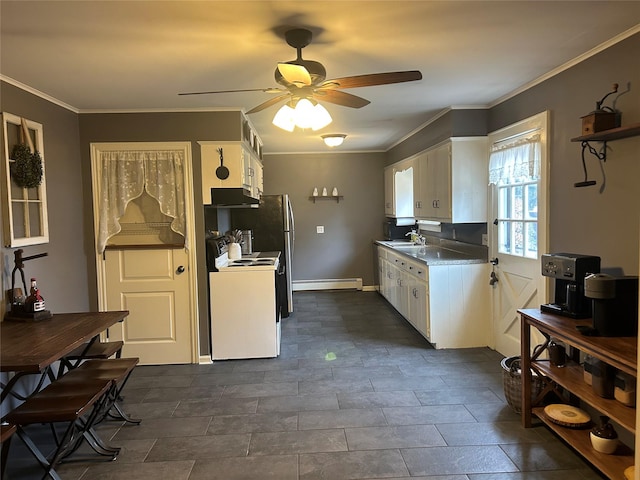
[322,134,347,147]
[272,98,332,132]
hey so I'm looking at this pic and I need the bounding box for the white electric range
[206,238,282,360]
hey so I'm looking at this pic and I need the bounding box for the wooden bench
[65,358,141,424]
[59,340,124,376]
[5,372,114,480]
[4,357,140,479]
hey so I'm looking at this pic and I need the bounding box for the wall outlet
[482,234,488,246]
[316,226,325,234]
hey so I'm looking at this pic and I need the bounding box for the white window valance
[489,133,541,185]
[97,150,187,253]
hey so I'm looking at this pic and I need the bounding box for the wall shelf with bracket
[309,196,344,204]
[571,122,640,142]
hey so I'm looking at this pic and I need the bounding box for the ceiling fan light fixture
[293,98,317,129]
[322,134,347,147]
[273,97,333,132]
[272,104,296,132]
[310,103,332,131]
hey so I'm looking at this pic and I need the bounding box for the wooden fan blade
[179,87,284,96]
[246,93,291,114]
[318,70,422,90]
[277,63,312,87]
[313,90,370,109]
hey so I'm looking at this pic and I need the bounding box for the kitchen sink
[379,240,416,247]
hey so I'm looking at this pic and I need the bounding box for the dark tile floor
[6,291,602,479]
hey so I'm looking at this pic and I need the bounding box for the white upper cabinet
[384,166,394,216]
[199,113,264,204]
[391,160,415,218]
[384,160,414,218]
[413,137,487,223]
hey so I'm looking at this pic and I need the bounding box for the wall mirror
[1,112,49,247]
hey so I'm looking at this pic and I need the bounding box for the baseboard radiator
[293,278,363,291]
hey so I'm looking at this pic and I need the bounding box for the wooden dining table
[1,310,129,403]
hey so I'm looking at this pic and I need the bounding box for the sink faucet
[406,230,426,245]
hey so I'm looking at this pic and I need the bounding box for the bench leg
[15,424,69,480]
[97,372,141,425]
[1,435,13,479]
[65,391,120,460]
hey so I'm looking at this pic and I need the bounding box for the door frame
[487,111,550,352]
[90,141,200,363]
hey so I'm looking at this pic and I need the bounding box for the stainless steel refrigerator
[231,194,294,317]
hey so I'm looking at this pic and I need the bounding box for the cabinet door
[386,262,399,307]
[429,143,452,220]
[413,152,429,218]
[393,161,414,218]
[408,278,429,339]
[200,143,244,204]
[384,167,394,215]
[241,147,252,191]
[397,269,410,319]
[379,256,387,297]
[251,156,264,198]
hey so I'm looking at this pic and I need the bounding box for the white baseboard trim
[362,285,378,292]
[293,278,363,291]
[198,355,213,365]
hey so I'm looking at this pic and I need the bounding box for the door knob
[176,266,185,274]
[489,271,499,285]
[490,258,499,265]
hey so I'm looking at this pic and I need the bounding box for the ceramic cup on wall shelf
[332,187,338,196]
[322,187,328,196]
[312,187,318,196]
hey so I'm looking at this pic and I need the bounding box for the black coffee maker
[584,273,639,336]
[540,253,601,318]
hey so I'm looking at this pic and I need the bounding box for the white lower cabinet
[378,246,489,348]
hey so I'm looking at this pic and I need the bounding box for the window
[490,134,541,259]
[1,112,49,247]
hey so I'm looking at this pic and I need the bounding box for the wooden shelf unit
[519,309,637,479]
[571,122,640,142]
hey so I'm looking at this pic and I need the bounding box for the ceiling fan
[179,28,422,118]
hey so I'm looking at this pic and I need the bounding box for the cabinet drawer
[405,261,428,282]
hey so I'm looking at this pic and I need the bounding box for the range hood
[209,188,259,207]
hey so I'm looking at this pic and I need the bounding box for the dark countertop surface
[376,240,487,266]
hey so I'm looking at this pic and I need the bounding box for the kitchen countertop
[376,239,488,266]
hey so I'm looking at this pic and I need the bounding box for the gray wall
[0,82,89,315]
[489,33,639,274]
[387,109,488,164]
[262,152,386,285]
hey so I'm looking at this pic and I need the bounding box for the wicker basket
[501,356,546,414]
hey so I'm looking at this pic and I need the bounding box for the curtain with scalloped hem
[489,133,541,185]
[97,150,187,253]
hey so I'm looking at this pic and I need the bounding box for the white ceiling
[1,1,639,154]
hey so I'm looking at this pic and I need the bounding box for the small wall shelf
[309,195,344,203]
[571,122,640,142]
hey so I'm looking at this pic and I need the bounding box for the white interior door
[91,142,199,365]
[105,248,192,364]
[489,112,549,357]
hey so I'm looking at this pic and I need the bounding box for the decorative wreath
[10,143,43,189]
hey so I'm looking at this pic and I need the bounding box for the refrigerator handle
[287,196,295,256]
